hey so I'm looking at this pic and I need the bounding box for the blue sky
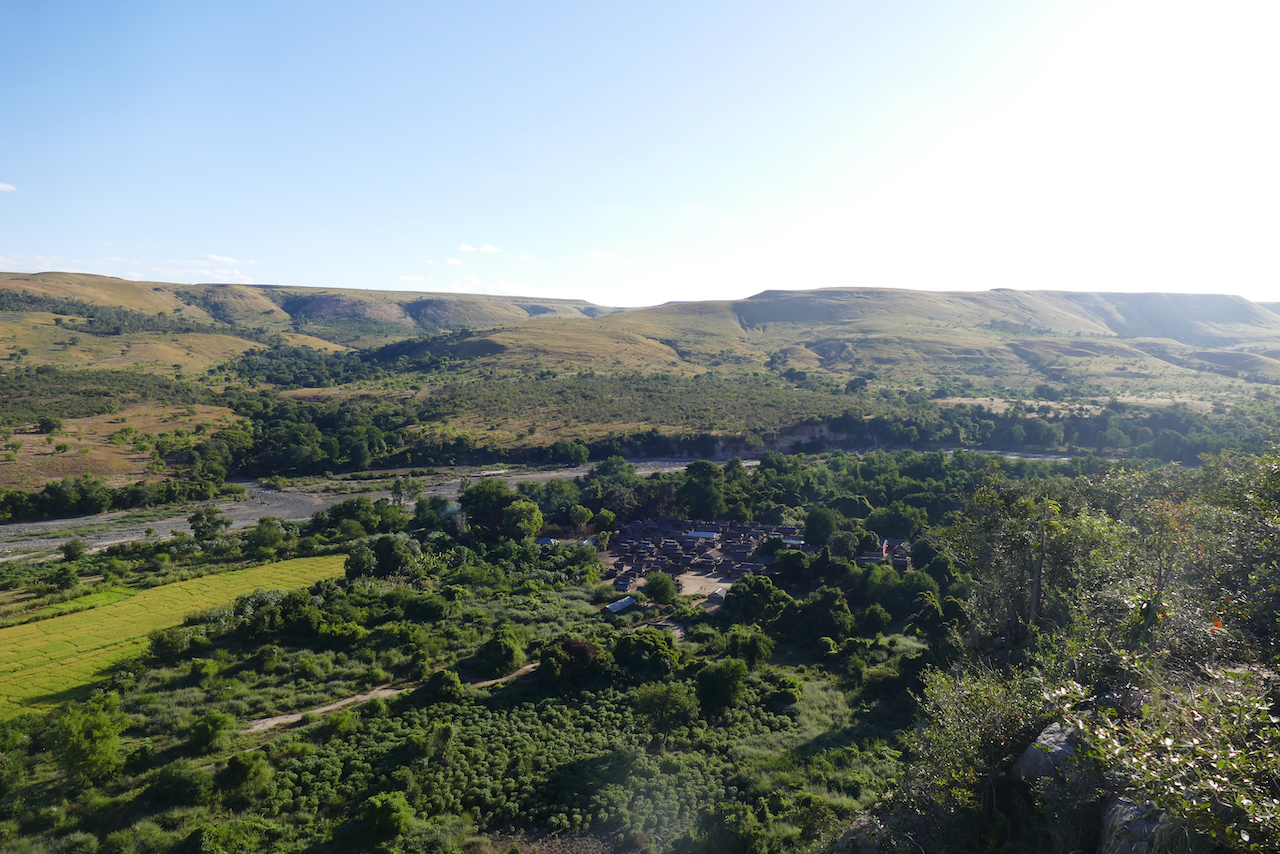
[2,1,1276,306]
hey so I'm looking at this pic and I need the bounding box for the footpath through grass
[0,555,345,716]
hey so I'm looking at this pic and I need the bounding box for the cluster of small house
[856,538,913,572]
[604,518,805,592]
[602,517,916,594]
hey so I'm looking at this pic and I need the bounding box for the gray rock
[1096,797,1168,854]
[836,814,887,854]
[1013,722,1079,784]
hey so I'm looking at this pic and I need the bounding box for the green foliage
[539,636,602,683]
[47,692,127,785]
[804,506,840,546]
[188,507,231,544]
[614,628,678,677]
[634,682,700,734]
[904,667,1050,831]
[476,626,526,678]
[725,625,775,670]
[150,758,217,806]
[643,571,679,605]
[363,790,416,839]
[696,658,749,715]
[861,602,892,635]
[502,499,543,541]
[189,709,235,754]
[1074,670,1280,849]
[420,670,467,704]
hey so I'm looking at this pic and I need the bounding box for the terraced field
[0,555,345,716]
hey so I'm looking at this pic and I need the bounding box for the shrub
[60,539,88,562]
[903,667,1048,831]
[696,658,749,715]
[861,603,892,635]
[362,791,414,839]
[420,670,467,704]
[189,710,235,754]
[151,759,216,807]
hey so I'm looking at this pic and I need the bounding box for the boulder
[836,814,887,854]
[1096,797,1168,854]
[1013,722,1079,784]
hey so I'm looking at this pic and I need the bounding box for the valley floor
[0,461,700,558]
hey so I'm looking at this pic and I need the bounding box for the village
[598,516,914,605]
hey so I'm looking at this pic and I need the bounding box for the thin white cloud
[589,251,618,261]
[152,262,257,284]
[399,275,423,282]
[0,253,80,270]
[446,258,464,265]
[200,254,239,264]
[458,243,502,253]
[0,184,15,193]
[458,244,477,252]
[520,254,533,260]
[425,261,436,266]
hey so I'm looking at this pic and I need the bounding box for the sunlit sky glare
[1,1,1276,307]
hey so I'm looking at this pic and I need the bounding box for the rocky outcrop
[1096,797,1171,854]
[1013,722,1080,784]
[836,815,887,854]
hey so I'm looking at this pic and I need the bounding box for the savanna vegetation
[0,446,1276,852]
[1,274,1280,852]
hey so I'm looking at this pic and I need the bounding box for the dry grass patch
[0,403,239,488]
[280,332,350,352]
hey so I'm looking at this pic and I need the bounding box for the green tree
[344,543,377,579]
[363,790,415,839]
[59,538,88,562]
[372,533,423,578]
[48,692,128,785]
[502,499,544,541]
[904,667,1047,828]
[804,506,840,546]
[460,477,515,536]
[539,636,601,682]
[865,500,928,540]
[477,626,525,677]
[420,670,467,704]
[725,624,775,670]
[723,575,793,625]
[679,460,728,520]
[190,710,236,754]
[614,628,678,676]
[567,503,594,529]
[188,506,232,544]
[246,516,290,559]
[50,563,79,590]
[634,681,700,735]
[696,658,749,715]
[644,571,679,605]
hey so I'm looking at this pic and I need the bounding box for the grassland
[0,402,239,489]
[0,554,345,716]
[4,272,1280,407]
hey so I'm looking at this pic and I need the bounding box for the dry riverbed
[0,460,701,559]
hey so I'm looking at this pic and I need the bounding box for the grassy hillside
[410,288,1280,406]
[3,272,1280,484]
